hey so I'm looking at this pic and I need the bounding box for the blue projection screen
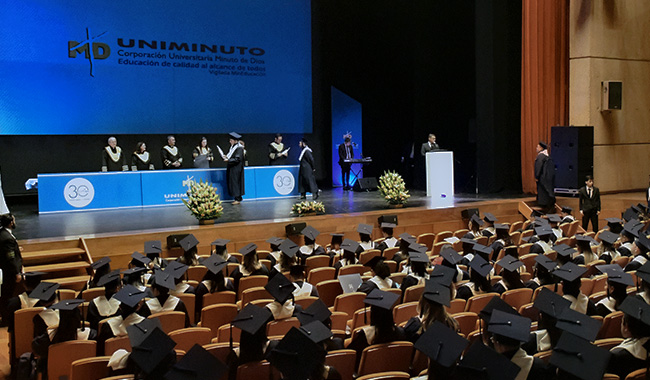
[0,1,312,135]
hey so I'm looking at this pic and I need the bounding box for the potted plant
[291,200,326,216]
[378,170,410,207]
[182,179,224,224]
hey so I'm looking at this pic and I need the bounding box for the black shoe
[300,195,307,200]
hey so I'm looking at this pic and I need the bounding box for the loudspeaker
[378,215,398,226]
[353,177,378,192]
[167,234,189,249]
[601,81,622,110]
[285,222,307,236]
[551,126,594,190]
[461,208,479,220]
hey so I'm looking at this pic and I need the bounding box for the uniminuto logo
[68,27,110,77]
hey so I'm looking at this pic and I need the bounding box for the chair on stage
[199,303,238,339]
[48,340,97,380]
[70,356,111,380]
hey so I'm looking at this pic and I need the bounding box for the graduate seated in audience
[605,217,624,234]
[553,243,576,266]
[96,284,146,355]
[87,270,122,331]
[227,304,273,380]
[606,296,650,379]
[625,234,650,272]
[635,261,650,304]
[524,255,557,290]
[144,240,167,269]
[83,256,112,291]
[296,300,344,352]
[33,299,95,378]
[522,287,570,355]
[572,234,598,265]
[618,220,640,257]
[195,254,233,313]
[400,251,430,298]
[265,273,303,320]
[116,322,178,380]
[176,234,200,266]
[597,230,620,264]
[392,233,415,263]
[463,214,484,239]
[456,255,492,301]
[404,277,458,343]
[122,267,153,298]
[546,214,563,241]
[346,290,405,366]
[29,282,61,342]
[265,237,283,267]
[333,239,360,276]
[326,233,344,261]
[437,246,467,283]
[165,261,195,295]
[212,238,238,264]
[230,243,269,293]
[553,262,597,315]
[559,205,575,224]
[268,239,298,279]
[492,257,525,294]
[299,225,327,264]
[593,264,634,317]
[458,238,477,265]
[551,331,612,380]
[481,213,498,237]
[528,226,554,254]
[401,243,427,275]
[290,265,319,298]
[489,223,514,261]
[6,272,44,332]
[357,223,375,251]
[375,222,398,252]
[137,268,190,327]
[357,257,398,294]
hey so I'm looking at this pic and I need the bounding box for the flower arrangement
[292,200,325,216]
[182,179,224,220]
[378,171,410,205]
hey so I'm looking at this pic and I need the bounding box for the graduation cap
[301,226,320,241]
[638,203,648,213]
[598,230,619,245]
[470,214,485,226]
[179,234,199,252]
[278,239,299,258]
[97,269,122,287]
[298,320,333,344]
[440,246,462,265]
[357,223,373,235]
[561,206,573,214]
[90,257,111,270]
[460,237,477,248]
[428,265,456,287]
[496,257,523,273]
[546,214,562,224]
[530,209,545,218]
[415,321,468,368]
[212,238,231,248]
[469,255,492,278]
[232,304,272,335]
[553,244,576,258]
[473,245,492,260]
[363,289,400,310]
[636,261,650,284]
[534,217,550,226]
[113,284,147,308]
[50,298,85,311]
[296,299,331,326]
[597,264,634,286]
[151,268,176,290]
[164,344,227,380]
[552,262,587,282]
[555,307,602,341]
[228,132,242,140]
[144,240,162,257]
[265,273,295,304]
[238,243,257,256]
[487,309,532,342]
[131,252,151,267]
[338,274,363,293]
[409,252,430,264]
[619,296,650,327]
[533,287,571,318]
[29,281,60,302]
[534,255,557,272]
[479,296,518,323]
[550,332,611,380]
[605,218,624,233]
[456,341,521,380]
[408,243,428,255]
[340,239,360,254]
[380,222,397,229]
[127,318,163,347]
[165,261,189,279]
[23,271,45,286]
[329,233,344,245]
[623,220,643,237]
[495,223,509,232]
[269,327,326,380]
[363,255,384,268]
[201,254,227,275]
[399,233,416,245]
[483,213,497,223]
[623,207,639,222]
[122,267,147,279]
[534,225,553,237]
[422,279,451,307]
[575,234,597,245]
[637,235,650,253]
[130,327,177,375]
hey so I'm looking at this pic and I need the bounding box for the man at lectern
[161,135,183,169]
[101,137,128,172]
[420,133,440,156]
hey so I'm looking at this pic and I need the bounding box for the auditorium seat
[585,260,606,278]
[533,350,552,364]
[356,372,410,380]
[465,293,499,313]
[580,278,594,296]
[325,349,357,380]
[237,360,281,380]
[597,311,624,339]
[104,335,131,355]
[186,265,208,282]
[266,317,300,339]
[452,312,479,337]
[80,287,106,301]
[338,264,367,277]
[330,311,349,334]
[259,259,272,271]
[518,303,539,322]
[199,303,238,339]
[237,286,272,309]
[99,376,135,380]
[416,233,435,250]
[48,340,97,380]
[236,275,268,300]
[356,342,413,376]
[385,260,398,274]
[431,241,448,256]
[475,236,488,246]
[433,231,452,244]
[169,327,212,352]
[13,307,44,362]
[501,288,533,310]
[149,311,185,334]
[176,293,196,325]
[594,338,624,350]
[382,247,399,261]
[508,231,521,247]
[349,308,371,332]
[203,291,237,309]
[226,263,239,276]
[453,229,469,239]
[517,243,533,257]
[203,342,238,364]
[294,296,318,310]
[359,250,381,265]
[333,292,367,322]
[589,291,608,305]
[592,274,609,294]
[445,298,466,315]
[519,230,533,245]
[402,284,424,303]
[316,279,343,307]
[305,255,331,274]
[519,253,537,274]
[215,325,241,344]
[392,302,418,326]
[532,284,562,301]
[509,221,523,233]
[625,368,647,379]
[307,267,336,284]
[70,356,111,380]
[255,250,270,260]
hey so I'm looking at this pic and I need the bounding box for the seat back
[350,308,371,332]
[357,341,414,376]
[382,247,399,261]
[517,243,533,257]
[338,264,367,277]
[186,265,208,282]
[200,303,238,339]
[237,360,271,379]
[625,368,647,380]
[330,311,349,333]
[294,296,319,310]
[307,267,336,284]
[14,307,45,360]
[356,372,410,380]
[453,229,469,239]
[403,284,425,303]
[325,349,357,380]
[237,275,268,300]
[431,241,448,256]
[500,288,533,310]
[580,278,594,296]
[70,356,111,380]
[48,340,97,380]
[266,317,300,339]
[568,220,580,237]
[215,325,241,343]
[519,253,538,274]
[519,303,539,322]
[533,350,552,364]
[452,312,479,337]
[104,335,132,355]
[392,302,418,326]
[359,250,382,265]
[176,293,196,325]
[240,286,273,307]
[333,292,367,321]
[226,262,239,276]
[81,287,106,301]
[416,233,435,250]
[592,274,609,294]
[446,298,466,315]
[509,221,523,234]
[433,231,453,244]
[594,338,624,350]
[149,311,186,334]
[597,311,624,339]
[203,291,236,308]
[203,342,237,364]
[465,293,499,313]
[169,327,212,352]
[614,256,630,269]
[316,279,343,307]
[305,255,331,274]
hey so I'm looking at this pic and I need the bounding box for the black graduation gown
[534,152,556,208]
[194,280,235,317]
[298,148,318,194]
[357,277,398,294]
[400,275,424,299]
[268,142,287,165]
[161,145,183,169]
[87,295,121,331]
[226,145,245,198]
[192,147,213,168]
[131,152,153,170]
[607,345,647,380]
[102,146,127,171]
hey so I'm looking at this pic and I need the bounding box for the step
[24,261,90,273]
[22,248,86,263]
[48,275,91,291]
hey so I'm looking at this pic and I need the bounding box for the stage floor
[9,188,529,241]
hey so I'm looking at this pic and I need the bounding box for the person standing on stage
[161,135,183,169]
[534,141,555,213]
[131,142,155,171]
[420,133,439,156]
[101,137,128,172]
[192,137,214,168]
[0,214,23,327]
[269,134,289,165]
[298,138,319,200]
[579,175,601,231]
[222,132,245,204]
[338,135,354,190]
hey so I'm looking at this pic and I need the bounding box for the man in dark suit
[0,213,23,326]
[579,175,601,231]
[338,136,354,190]
[420,133,440,156]
[298,138,319,200]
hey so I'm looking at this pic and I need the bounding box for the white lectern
[425,151,454,198]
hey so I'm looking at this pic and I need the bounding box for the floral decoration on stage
[291,200,325,216]
[182,179,224,220]
[378,171,410,206]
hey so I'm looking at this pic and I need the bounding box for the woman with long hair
[400,252,430,298]
[194,254,234,314]
[404,279,458,344]
[597,230,620,264]
[333,240,359,276]
[489,224,514,261]
[462,214,483,239]
[456,255,492,301]
[230,243,269,294]
[594,266,634,317]
[131,141,155,170]
[573,234,598,265]
[193,136,214,168]
[492,257,525,294]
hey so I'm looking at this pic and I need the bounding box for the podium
[425,151,454,198]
